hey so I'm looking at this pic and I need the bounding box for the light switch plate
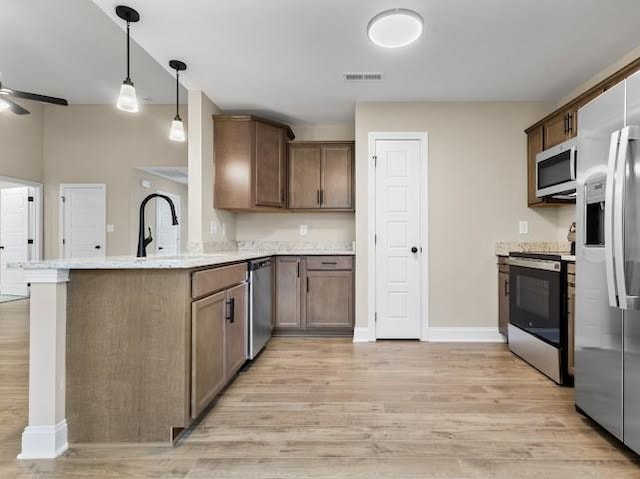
[106,224,115,233]
[519,221,529,235]
[300,224,308,236]
[140,180,151,189]
[210,221,217,236]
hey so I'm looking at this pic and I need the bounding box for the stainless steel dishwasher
[248,258,273,359]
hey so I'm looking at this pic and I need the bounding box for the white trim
[368,132,429,341]
[428,327,506,343]
[17,420,68,459]
[25,269,69,284]
[59,184,107,259]
[352,327,372,343]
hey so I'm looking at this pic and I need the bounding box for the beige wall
[42,105,188,258]
[234,124,355,242]
[355,102,570,331]
[187,90,236,252]
[0,100,44,183]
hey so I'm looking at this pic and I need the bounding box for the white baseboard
[17,419,68,459]
[353,327,373,342]
[428,327,506,343]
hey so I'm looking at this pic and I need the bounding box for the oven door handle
[605,130,621,308]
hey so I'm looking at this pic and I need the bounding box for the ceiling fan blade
[8,89,68,106]
[1,97,30,115]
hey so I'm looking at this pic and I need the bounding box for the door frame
[155,189,181,255]
[59,183,106,259]
[367,132,429,341]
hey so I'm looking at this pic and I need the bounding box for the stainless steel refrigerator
[576,69,640,453]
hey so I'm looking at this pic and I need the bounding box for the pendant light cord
[175,71,180,119]
[126,21,131,82]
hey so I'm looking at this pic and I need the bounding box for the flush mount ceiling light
[115,5,140,112]
[168,60,187,142]
[367,8,424,48]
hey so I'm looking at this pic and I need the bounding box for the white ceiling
[4,1,640,124]
[0,0,185,106]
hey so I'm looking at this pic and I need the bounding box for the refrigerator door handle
[605,130,621,308]
[614,126,640,310]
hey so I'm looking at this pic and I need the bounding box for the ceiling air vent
[343,72,384,82]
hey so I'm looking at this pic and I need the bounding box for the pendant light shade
[169,60,187,142]
[115,6,140,112]
[169,117,186,142]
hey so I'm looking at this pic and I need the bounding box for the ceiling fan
[0,81,68,115]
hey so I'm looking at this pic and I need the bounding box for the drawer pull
[321,262,337,265]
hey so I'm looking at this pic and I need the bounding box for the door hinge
[61,196,66,203]
[375,312,378,322]
[374,234,377,245]
[62,238,66,245]
[373,155,378,167]
[27,196,34,202]
[27,239,34,245]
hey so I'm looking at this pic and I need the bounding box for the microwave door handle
[570,146,577,180]
[605,130,621,308]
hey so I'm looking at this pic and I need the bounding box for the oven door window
[510,267,562,346]
[538,150,572,190]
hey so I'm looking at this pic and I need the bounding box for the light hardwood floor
[1,299,639,478]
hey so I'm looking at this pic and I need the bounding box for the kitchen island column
[18,269,70,459]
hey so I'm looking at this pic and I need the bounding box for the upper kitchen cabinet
[213,115,295,211]
[543,108,576,149]
[288,142,354,211]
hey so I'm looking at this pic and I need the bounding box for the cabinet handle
[281,188,285,203]
[297,262,300,278]
[567,113,574,133]
[317,190,320,205]
[306,277,309,293]
[563,114,568,134]
[505,280,509,297]
[225,298,235,323]
[320,189,324,205]
[321,261,337,265]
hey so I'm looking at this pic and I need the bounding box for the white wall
[355,101,567,330]
[233,124,355,243]
[0,100,44,183]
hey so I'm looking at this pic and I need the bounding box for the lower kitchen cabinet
[497,256,510,339]
[567,263,576,377]
[191,291,226,419]
[275,255,354,335]
[275,257,302,328]
[306,271,353,328]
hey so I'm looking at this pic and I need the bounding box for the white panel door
[61,185,106,259]
[375,139,422,339]
[0,187,30,296]
[155,191,181,256]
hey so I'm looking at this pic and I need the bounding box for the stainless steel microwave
[536,138,577,199]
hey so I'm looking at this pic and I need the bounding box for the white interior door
[61,185,106,259]
[0,187,30,296]
[155,191,181,256]
[375,139,422,339]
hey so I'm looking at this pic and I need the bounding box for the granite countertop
[13,250,355,271]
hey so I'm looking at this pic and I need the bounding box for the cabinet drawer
[306,256,353,271]
[192,263,247,299]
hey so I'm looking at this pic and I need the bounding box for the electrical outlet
[300,224,308,236]
[519,221,529,235]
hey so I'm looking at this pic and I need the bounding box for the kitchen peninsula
[15,248,354,458]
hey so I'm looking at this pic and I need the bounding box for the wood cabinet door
[275,257,301,328]
[288,144,321,209]
[527,126,544,207]
[498,272,510,337]
[191,291,226,419]
[306,270,353,328]
[255,121,285,208]
[320,144,353,209]
[543,110,573,149]
[224,283,247,378]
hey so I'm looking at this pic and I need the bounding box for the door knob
[95,245,101,249]
[411,246,418,253]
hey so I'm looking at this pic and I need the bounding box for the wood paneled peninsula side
[12,249,354,459]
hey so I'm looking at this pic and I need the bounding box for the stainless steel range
[508,252,569,384]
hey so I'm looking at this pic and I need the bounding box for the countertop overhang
[13,250,355,271]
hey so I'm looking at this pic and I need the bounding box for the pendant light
[168,60,187,142]
[115,5,140,112]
